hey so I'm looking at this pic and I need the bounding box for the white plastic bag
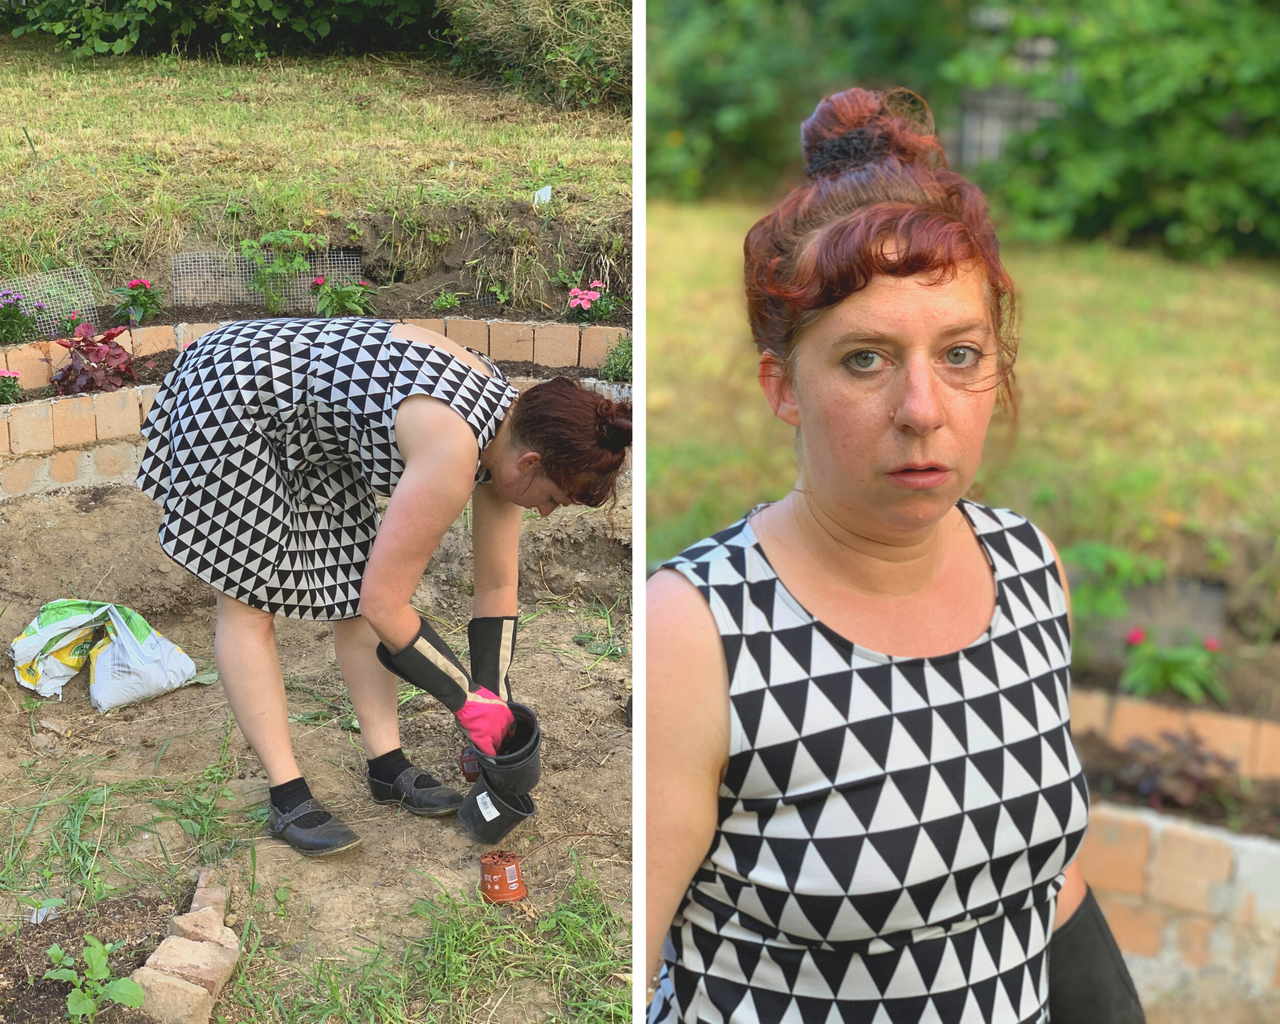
[10,600,201,712]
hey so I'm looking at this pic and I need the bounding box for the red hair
[745,88,1018,404]
[508,377,632,507]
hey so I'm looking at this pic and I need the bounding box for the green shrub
[647,0,969,197]
[438,0,630,109]
[11,0,439,59]
[599,332,630,383]
[943,0,1280,259]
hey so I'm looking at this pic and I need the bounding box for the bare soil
[0,482,631,1020]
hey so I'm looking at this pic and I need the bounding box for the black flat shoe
[368,766,464,817]
[267,798,362,858]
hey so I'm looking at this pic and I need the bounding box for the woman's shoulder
[659,515,754,573]
[960,498,1060,566]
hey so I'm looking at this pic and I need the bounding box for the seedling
[43,936,144,1020]
[431,291,461,312]
[240,230,326,314]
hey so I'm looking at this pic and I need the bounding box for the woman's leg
[214,591,301,786]
[332,615,402,760]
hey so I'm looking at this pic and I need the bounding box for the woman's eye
[847,350,881,370]
[945,346,978,367]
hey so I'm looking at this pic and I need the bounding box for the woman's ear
[515,451,542,473]
[758,352,800,428]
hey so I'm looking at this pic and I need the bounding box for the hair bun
[595,399,632,453]
[801,87,942,179]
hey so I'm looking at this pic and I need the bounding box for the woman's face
[761,264,999,537]
[489,451,574,517]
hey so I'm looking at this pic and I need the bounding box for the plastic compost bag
[10,600,202,712]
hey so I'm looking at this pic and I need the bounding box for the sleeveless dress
[136,317,518,621]
[650,500,1090,1024]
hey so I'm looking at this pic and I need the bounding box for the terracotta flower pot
[480,850,528,902]
[460,746,480,783]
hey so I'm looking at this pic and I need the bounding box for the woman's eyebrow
[938,318,992,339]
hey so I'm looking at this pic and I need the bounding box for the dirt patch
[0,483,631,1020]
[0,893,172,1024]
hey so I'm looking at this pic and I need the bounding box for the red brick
[145,935,237,998]
[489,321,534,362]
[130,325,176,357]
[533,323,579,367]
[180,323,220,350]
[52,395,96,447]
[1246,720,1280,780]
[446,317,489,354]
[170,907,238,950]
[403,318,446,336]
[48,449,80,484]
[580,326,624,369]
[131,966,213,1024]
[1177,916,1214,968]
[5,343,55,389]
[1095,895,1166,957]
[1109,696,1189,752]
[1069,687,1112,739]
[191,864,228,916]
[8,401,54,453]
[94,390,140,440]
[1149,822,1234,913]
[1078,803,1151,895]
[0,457,39,496]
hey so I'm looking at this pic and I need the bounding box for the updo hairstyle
[507,377,632,506]
[744,88,1018,404]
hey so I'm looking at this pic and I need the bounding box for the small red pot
[480,850,527,903]
[460,746,480,783]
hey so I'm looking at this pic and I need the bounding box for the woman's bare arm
[646,569,732,985]
[1047,535,1088,929]
[471,480,523,617]
[358,396,479,651]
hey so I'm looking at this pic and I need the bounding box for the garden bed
[0,482,632,1021]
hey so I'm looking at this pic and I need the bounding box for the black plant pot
[458,769,537,844]
[474,701,541,801]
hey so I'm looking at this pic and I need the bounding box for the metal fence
[170,249,364,313]
[0,266,99,339]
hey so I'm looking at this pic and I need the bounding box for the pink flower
[1126,627,1148,646]
[314,276,325,286]
[0,369,19,378]
[590,280,604,289]
[141,279,150,288]
[1203,636,1223,653]
[359,280,369,287]
[584,289,600,301]
[127,279,141,288]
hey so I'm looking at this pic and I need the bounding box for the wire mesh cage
[0,266,98,340]
[170,250,364,313]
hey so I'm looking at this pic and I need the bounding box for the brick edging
[1068,686,1280,779]
[1079,799,1280,1000]
[0,318,629,393]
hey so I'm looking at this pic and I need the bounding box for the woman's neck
[752,487,963,601]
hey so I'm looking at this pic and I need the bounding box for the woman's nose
[538,502,557,518]
[892,357,946,434]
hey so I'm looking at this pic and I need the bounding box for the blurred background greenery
[646,0,1280,588]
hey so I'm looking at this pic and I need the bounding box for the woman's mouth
[886,464,950,489]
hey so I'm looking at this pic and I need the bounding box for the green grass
[228,858,631,1023]
[647,201,1280,564]
[0,36,631,284]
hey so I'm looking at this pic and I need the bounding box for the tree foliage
[944,0,1280,259]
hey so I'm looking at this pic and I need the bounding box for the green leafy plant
[0,289,46,345]
[1120,629,1230,706]
[240,230,326,315]
[489,281,512,306]
[1060,542,1165,622]
[431,291,462,312]
[43,937,144,1020]
[568,280,623,323]
[598,332,631,383]
[311,275,379,317]
[109,278,164,326]
[0,368,21,404]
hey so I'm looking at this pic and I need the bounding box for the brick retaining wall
[1079,800,1280,1009]
[0,320,631,500]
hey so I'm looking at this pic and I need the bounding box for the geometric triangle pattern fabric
[136,317,519,621]
[649,502,1088,1024]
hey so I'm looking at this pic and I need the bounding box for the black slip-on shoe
[368,765,464,817]
[267,798,362,858]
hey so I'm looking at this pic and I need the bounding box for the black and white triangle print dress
[136,318,518,621]
[650,501,1090,1024]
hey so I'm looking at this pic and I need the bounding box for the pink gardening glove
[455,687,516,756]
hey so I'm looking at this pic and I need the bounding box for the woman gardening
[647,89,1143,1023]
[137,316,631,857]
